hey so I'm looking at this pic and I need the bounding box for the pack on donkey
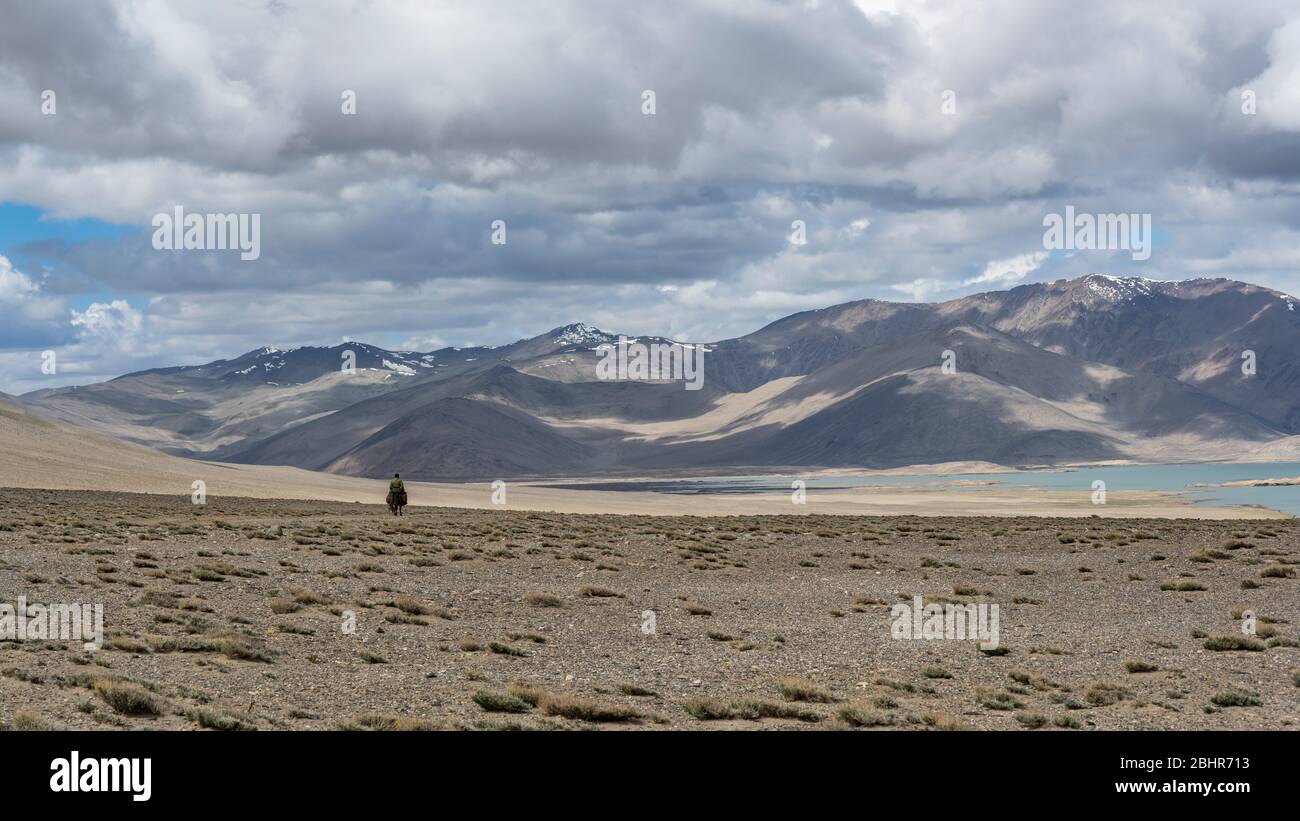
[386,474,408,515]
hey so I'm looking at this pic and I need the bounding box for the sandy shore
[0,402,1287,518]
[1,460,1289,520]
[405,482,1289,519]
[0,466,1288,519]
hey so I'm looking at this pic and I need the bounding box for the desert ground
[1,489,1296,731]
[3,397,1289,519]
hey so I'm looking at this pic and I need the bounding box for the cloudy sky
[2,0,1300,392]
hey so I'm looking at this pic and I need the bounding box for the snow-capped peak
[1076,274,1159,302]
[553,323,612,346]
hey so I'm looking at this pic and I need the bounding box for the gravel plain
[1,489,1296,731]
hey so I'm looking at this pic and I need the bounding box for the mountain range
[16,275,1300,480]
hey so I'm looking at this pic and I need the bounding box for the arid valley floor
[1,489,1296,731]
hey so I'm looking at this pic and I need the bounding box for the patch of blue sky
[0,202,135,256]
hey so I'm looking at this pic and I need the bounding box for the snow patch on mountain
[553,323,613,346]
[1080,274,1158,302]
[382,359,416,375]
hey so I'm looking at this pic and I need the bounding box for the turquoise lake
[553,463,1300,515]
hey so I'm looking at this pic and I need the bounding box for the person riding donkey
[386,473,408,515]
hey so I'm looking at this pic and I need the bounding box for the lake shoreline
[526,461,1300,519]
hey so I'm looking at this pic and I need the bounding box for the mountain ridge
[17,275,1300,479]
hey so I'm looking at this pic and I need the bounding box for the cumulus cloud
[0,257,156,391]
[1231,16,1300,132]
[69,300,145,352]
[965,251,1050,288]
[1,0,1299,390]
[0,255,38,302]
[0,254,70,350]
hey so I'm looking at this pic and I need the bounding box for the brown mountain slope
[0,398,388,501]
[229,323,1282,478]
[15,275,1299,479]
